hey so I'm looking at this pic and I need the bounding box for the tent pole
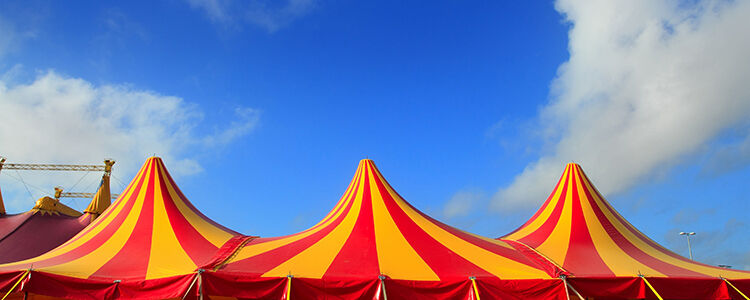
[723,278,750,300]
[285,275,293,300]
[182,273,200,300]
[198,270,204,300]
[379,275,388,300]
[469,277,481,300]
[639,275,663,300]
[1,270,29,300]
[561,275,583,300]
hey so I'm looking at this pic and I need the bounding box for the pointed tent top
[502,163,750,278]
[83,171,112,220]
[0,156,239,280]
[218,159,563,280]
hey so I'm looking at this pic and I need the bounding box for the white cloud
[493,0,750,210]
[186,0,316,32]
[443,190,482,220]
[0,70,259,211]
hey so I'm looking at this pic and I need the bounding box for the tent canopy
[205,159,567,299]
[0,173,112,264]
[501,163,750,298]
[0,157,237,279]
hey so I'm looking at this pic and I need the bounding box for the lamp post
[679,232,695,260]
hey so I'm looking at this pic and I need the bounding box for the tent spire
[83,159,114,221]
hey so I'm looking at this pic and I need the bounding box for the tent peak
[31,196,82,217]
[503,163,750,278]
[217,159,561,281]
[83,171,112,221]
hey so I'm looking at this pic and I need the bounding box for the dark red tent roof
[0,174,112,264]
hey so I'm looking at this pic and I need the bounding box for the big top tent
[0,157,244,299]
[202,159,569,299]
[500,163,750,299]
[0,170,113,265]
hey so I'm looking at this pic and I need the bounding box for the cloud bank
[493,0,750,210]
[0,70,259,211]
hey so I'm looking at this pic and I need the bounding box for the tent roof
[501,163,750,279]
[0,174,113,264]
[216,159,563,280]
[0,157,238,280]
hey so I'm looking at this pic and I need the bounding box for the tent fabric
[29,196,82,217]
[0,157,240,299]
[501,163,750,299]
[83,174,111,221]
[207,159,567,299]
[0,186,5,215]
[0,173,113,264]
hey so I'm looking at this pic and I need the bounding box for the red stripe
[158,159,237,235]
[25,163,150,269]
[220,174,363,275]
[516,169,571,247]
[577,166,712,269]
[561,168,612,276]
[89,163,157,280]
[578,171,706,277]
[322,164,379,279]
[504,165,570,238]
[158,165,223,266]
[57,160,151,248]
[372,166,492,280]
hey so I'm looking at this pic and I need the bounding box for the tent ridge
[502,239,569,277]
[201,235,258,271]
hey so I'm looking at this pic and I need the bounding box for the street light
[679,232,696,260]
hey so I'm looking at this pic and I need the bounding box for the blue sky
[0,0,748,269]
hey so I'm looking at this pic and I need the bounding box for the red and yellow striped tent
[202,159,569,299]
[0,157,245,299]
[0,172,112,264]
[500,163,750,299]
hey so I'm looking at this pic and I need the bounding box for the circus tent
[203,159,569,299]
[0,157,243,299]
[0,171,113,264]
[500,163,750,299]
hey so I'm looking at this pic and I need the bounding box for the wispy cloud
[665,218,750,270]
[493,0,750,211]
[443,190,482,220]
[0,14,37,62]
[0,70,259,211]
[700,129,750,177]
[186,0,316,33]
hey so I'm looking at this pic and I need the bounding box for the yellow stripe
[261,180,365,278]
[146,170,197,279]
[28,164,150,264]
[231,170,363,262]
[308,164,364,229]
[375,171,550,279]
[504,166,570,240]
[573,168,663,276]
[159,166,234,248]
[581,172,750,278]
[38,169,151,278]
[534,168,573,266]
[369,168,438,280]
[2,163,152,270]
